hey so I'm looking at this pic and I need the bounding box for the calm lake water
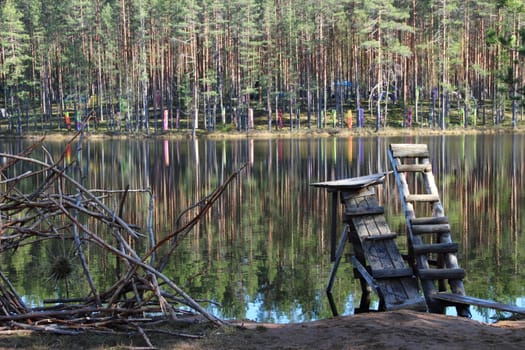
[1,133,524,323]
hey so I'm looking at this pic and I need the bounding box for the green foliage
[497,0,525,11]
[0,0,31,88]
[486,28,499,45]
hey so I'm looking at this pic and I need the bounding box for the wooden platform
[311,172,391,191]
[313,173,426,315]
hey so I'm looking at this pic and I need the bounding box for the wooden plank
[396,163,432,172]
[405,194,441,202]
[310,172,389,190]
[345,206,384,217]
[365,233,398,241]
[411,224,451,234]
[384,295,427,311]
[352,259,425,312]
[355,217,405,268]
[350,200,410,283]
[432,293,525,315]
[390,144,429,158]
[377,278,427,311]
[410,216,449,225]
[351,256,381,295]
[362,241,405,271]
[345,189,425,312]
[413,243,458,255]
[372,268,415,279]
[330,192,338,261]
[418,268,465,280]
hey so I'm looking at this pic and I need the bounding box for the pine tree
[0,0,31,132]
[356,0,413,131]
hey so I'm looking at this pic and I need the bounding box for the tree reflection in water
[1,134,524,323]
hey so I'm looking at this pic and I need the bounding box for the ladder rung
[405,194,440,202]
[418,268,465,280]
[413,243,458,255]
[364,233,398,241]
[410,216,449,225]
[346,206,384,217]
[390,144,429,158]
[372,267,415,279]
[411,224,451,235]
[396,163,432,172]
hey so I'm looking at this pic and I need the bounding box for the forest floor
[1,310,525,349]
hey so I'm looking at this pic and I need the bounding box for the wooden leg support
[351,256,384,312]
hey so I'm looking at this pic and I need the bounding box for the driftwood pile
[0,135,241,346]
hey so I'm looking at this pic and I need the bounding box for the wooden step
[365,233,398,241]
[390,144,429,158]
[410,216,449,225]
[418,268,465,280]
[413,243,458,255]
[411,223,451,235]
[372,267,415,279]
[396,163,432,172]
[346,206,384,217]
[405,194,441,203]
[386,296,428,312]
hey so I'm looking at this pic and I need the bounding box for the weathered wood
[432,293,525,315]
[389,143,470,316]
[326,226,350,316]
[410,216,449,225]
[418,159,470,316]
[385,296,427,311]
[310,172,389,190]
[389,144,429,158]
[0,141,238,337]
[405,194,441,203]
[317,171,428,314]
[396,163,432,172]
[413,243,458,255]
[346,206,385,217]
[418,268,466,280]
[351,256,382,298]
[364,233,398,241]
[330,192,338,261]
[340,187,376,200]
[346,192,423,312]
[411,224,451,234]
[372,268,415,279]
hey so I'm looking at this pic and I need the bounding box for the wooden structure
[312,173,426,316]
[388,143,525,317]
[314,144,525,318]
[388,143,471,317]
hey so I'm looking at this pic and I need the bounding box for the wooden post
[330,190,338,262]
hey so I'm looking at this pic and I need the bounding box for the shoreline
[2,124,525,141]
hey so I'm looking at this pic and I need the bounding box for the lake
[1,133,524,323]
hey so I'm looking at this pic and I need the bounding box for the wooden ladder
[388,143,471,317]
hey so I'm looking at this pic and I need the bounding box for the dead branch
[0,136,243,345]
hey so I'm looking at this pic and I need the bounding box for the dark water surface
[1,134,524,323]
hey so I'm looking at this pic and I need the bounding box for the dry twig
[0,135,243,345]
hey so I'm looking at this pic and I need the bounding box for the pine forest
[0,0,524,133]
